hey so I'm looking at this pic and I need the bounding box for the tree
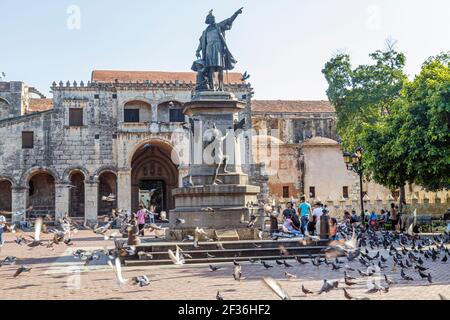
[322,42,409,197]
[398,53,450,190]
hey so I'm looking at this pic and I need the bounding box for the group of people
[270,196,417,240]
[270,196,332,239]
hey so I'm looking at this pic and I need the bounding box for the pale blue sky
[1,0,449,100]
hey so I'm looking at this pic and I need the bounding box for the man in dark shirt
[283,202,300,229]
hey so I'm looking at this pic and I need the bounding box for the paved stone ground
[0,231,448,300]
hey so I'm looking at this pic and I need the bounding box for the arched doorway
[98,172,118,216]
[131,141,179,214]
[69,171,85,217]
[27,172,55,218]
[0,179,12,212]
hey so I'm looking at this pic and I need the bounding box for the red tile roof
[252,100,335,113]
[28,98,53,113]
[91,70,245,84]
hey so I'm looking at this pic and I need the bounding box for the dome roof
[303,137,339,146]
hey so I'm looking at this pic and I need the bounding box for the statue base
[169,90,261,240]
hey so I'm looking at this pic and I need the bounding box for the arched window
[124,101,152,123]
[0,98,10,119]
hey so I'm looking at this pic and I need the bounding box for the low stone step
[215,229,240,241]
[124,253,325,267]
[133,246,327,261]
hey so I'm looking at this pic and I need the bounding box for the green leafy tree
[322,43,410,200]
[398,53,450,190]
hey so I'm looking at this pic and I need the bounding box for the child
[369,210,378,230]
[329,218,338,240]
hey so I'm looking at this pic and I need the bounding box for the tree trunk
[399,184,406,212]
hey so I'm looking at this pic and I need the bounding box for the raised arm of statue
[219,7,243,30]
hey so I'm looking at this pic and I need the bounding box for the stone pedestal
[55,184,71,220]
[169,91,260,240]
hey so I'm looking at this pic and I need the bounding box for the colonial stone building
[0,71,448,222]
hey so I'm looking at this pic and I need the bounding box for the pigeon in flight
[263,277,291,300]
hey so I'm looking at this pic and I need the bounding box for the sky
[0,0,449,100]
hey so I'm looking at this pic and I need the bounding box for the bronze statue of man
[195,8,243,91]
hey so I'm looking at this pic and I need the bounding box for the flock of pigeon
[213,225,450,300]
[1,214,449,300]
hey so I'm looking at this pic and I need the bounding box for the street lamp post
[343,147,365,224]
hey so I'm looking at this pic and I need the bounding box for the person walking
[389,203,399,232]
[0,212,6,246]
[312,201,324,236]
[298,196,312,235]
[136,205,148,237]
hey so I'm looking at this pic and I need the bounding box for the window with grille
[283,186,290,198]
[69,108,83,126]
[124,109,140,123]
[343,186,349,199]
[22,131,34,149]
[169,109,185,122]
[309,186,316,199]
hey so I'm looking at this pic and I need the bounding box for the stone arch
[20,166,60,188]
[0,178,12,212]
[130,139,179,213]
[0,175,17,188]
[93,165,118,181]
[62,166,90,183]
[0,97,10,119]
[127,138,180,167]
[98,171,118,216]
[68,170,86,218]
[25,169,56,218]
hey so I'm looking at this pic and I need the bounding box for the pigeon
[210,265,221,272]
[344,271,356,281]
[296,257,309,265]
[216,291,224,300]
[301,285,314,295]
[345,277,357,286]
[261,261,273,269]
[343,288,356,300]
[132,275,150,287]
[358,269,372,277]
[1,256,17,266]
[275,260,284,266]
[168,246,185,265]
[418,270,428,279]
[414,265,428,272]
[285,271,297,279]
[427,273,433,284]
[175,218,186,225]
[206,252,216,258]
[400,269,414,281]
[283,260,293,268]
[13,265,32,277]
[233,265,242,281]
[201,207,215,214]
[331,263,342,271]
[384,274,395,286]
[345,265,355,271]
[107,258,127,286]
[241,71,251,82]
[263,277,291,300]
[318,280,335,294]
[442,255,448,263]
